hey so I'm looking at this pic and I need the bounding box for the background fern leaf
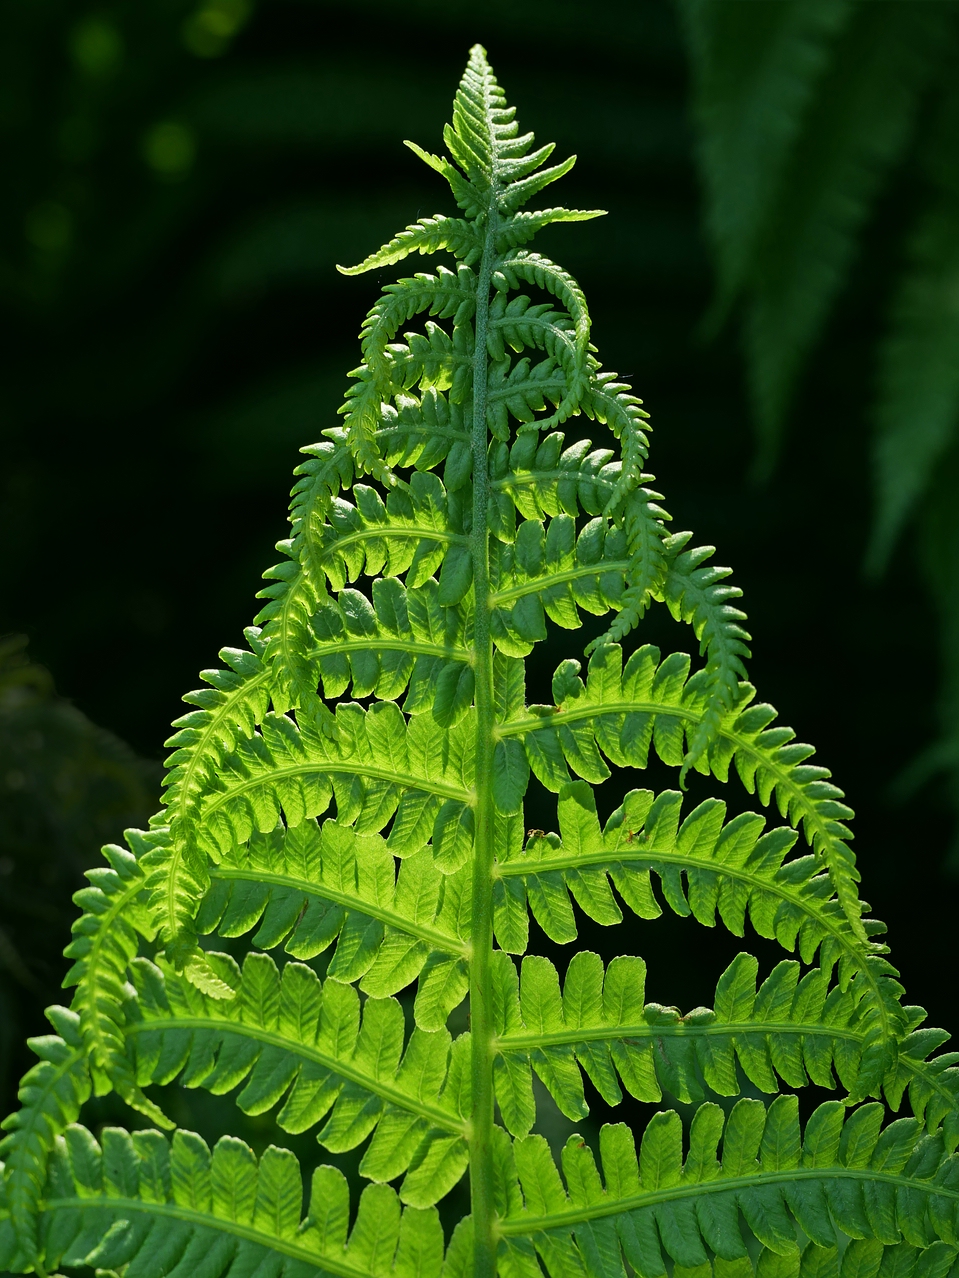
[741,3,948,470]
[869,117,959,574]
[680,0,854,325]
[681,0,959,866]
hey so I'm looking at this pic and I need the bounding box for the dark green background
[1,0,952,1135]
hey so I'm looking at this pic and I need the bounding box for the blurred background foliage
[681,0,959,859]
[3,0,959,1180]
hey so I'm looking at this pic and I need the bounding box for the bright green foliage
[679,0,959,861]
[1,43,958,1278]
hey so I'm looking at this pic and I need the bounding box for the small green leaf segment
[2,43,958,1278]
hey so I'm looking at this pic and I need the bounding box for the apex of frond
[393,47,579,219]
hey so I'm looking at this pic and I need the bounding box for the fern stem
[468,204,499,1278]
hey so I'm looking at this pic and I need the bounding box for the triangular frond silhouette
[2,43,957,1278]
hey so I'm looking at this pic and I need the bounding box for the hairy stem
[468,204,499,1278]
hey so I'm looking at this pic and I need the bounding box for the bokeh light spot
[70,17,124,77]
[142,121,197,178]
[182,0,251,58]
[24,202,73,252]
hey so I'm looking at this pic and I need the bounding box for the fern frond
[488,515,633,658]
[0,1009,90,1262]
[488,430,621,540]
[162,629,272,842]
[492,252,590,426]
[498,155,578,215]
[195,818,470,1029]
[430,43,580,219]
[259,424,470,720]
[125,953,469,1205]
[357,266,477,377]
[493,253,589,349]
[889,1013,959,1150]
[495,207,606,251]
[338,265,475,484]
[660,532,752,783]
[2,45,949,1278]
[580,368,652,515]
[486,294,577,369]
[259,436,358,712]
[585,484,671,652]
[159,624,332,959]
[492,948,959,1141]
[61,830,171,1127]
[490,386,664,658]
[502,642,862,931]
[193,699,475,874]
[14,1123,445,1278]
[495,1099,958,1273]
[385,322,473,402]
[486,356,568,440]
[337,214,482,275]
[308,578,471,710]
[446,43,506,188]
[404,140,482,218]
[493,776,896,1095]
[277,470,473,611]
[354,394,472,493]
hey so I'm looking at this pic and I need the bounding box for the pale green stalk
[468,203,499,1278]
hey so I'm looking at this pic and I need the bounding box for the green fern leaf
[869,177,959,573]
[60,830,172,1127]
[683,0,957,467]
[1,43,953,1278]
[125,952,468,1205]
[495,1099,959,1277]
[1,1122,444,1278]
[493,947,959,1141]
[0,1009,90,1263]
[195,817,470,1028]
[337,214,483,275]
[499,643,864,932]
[740,2,948,468]
[680,0,854,324]
[495,207,606,251]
